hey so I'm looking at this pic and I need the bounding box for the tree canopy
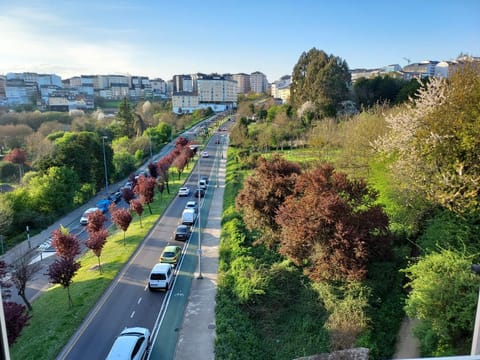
[290,48,351,118]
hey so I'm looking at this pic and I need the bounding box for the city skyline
[0,0,478,82]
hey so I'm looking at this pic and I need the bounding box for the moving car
[198,179,207,191]
[96,199,112,213]
[80,207,100,225]
[194,188,205,198]
[105,327,150,360]
[201,151,209,158]
[181,208,197,225]
[108,190,122,203]
[175,225,191,241]
[148,263,174,291]
[185,200,198,213]
[200,175,209,184]
[178,186,190,197]
[160,245,182,266]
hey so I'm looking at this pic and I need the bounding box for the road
[56,125,226,359]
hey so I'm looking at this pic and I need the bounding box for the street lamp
[197,148,203,279]
[471,264,480,354]
[101,136,109,193]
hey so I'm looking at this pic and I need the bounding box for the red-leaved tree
[86,209,106,234]
[130,199,144,227]
[134,175,156,214]
[4,148,27,180]
[50,226,81,260]
[3,301,31,345]
[122,187,136,204]
[110,205,133,246]
[235,155,302,246]
[275,164,391,282]
[85,229,108,273]
[47,257,81,307]
[147,162,158,179]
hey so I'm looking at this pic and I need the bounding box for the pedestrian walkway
[173,151,224,360]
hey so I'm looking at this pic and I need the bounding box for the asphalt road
[56,127,225,359]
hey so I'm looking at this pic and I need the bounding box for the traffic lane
[60,143,217,359]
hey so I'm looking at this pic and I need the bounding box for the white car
[201,151,209,158]
[178,187,190,197]
[105,327,150,360]
[80,207,100,225]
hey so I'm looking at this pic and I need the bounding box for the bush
[0,161,18,182]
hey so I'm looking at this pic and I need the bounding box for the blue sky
[0,0,478,82]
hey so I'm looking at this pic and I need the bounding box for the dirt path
[393,317,421,358]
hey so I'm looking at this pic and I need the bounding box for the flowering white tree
[375,62,480,214]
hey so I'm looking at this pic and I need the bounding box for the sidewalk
[173,154,224,360]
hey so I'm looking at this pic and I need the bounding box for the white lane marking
[130,311,135,318]
[138,297,142,305]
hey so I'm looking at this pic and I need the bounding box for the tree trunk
[97,256,102,273]
[18,290,32,311]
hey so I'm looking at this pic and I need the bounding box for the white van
[181,208,197,225]
[148,263,174,291]
[198,179,207,191]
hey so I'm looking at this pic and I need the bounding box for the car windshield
[163,252,175,257]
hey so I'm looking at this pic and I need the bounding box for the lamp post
[471,264,480,354]
[197,148,203,279]
[101,136,109,192]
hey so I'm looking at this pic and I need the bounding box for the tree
[130,199,144,227]
[110,205,133,245]
[236,155,301,246]
[147,162,158,179]
[4,148,27,180]
[85,229,108,273]
[3,301,31,345]
[47,257,80,307]
[9,252,40,311]
[290,48,351,118]
[275,164,391,282]
[50,226,81,260]
[403,250,477,354]
[0,197,14,236]
[172,152,189,180]
[375,63,480,214]
[116,97,136,138]
[134,175,156,214]
[28,166,80,216]
[86,209,106,234]
[121,187,136,204]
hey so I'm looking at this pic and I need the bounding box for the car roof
[151,263,172,272]
[164,245,179,252]
[106,327,149,359]
[186,201,197,206]
[83,207,99,214]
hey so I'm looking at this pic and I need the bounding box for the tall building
[249,71,268,94]
[232,73,250,94]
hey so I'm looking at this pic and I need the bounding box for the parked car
[108,190,122,203]
[175,225,191,241]
[185,201,198,213]
[80,207,100,225]
[105,327,150,360]
[148,263,174,291]
[96,199,112,213]
[194,188,205,198]
[201,151,209,158]
[160,245,182,266]
[178,186,190,197]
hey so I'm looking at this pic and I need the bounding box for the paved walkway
[393,317,421,359]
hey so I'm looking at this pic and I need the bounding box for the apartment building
[402,61,439,80]
[271,75,291,102]
[249,71,268,94]
[172,73,237,114]
[232,73,250,94]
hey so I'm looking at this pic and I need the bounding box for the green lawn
[11,168,191,360]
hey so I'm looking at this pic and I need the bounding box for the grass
[10,168,192,360]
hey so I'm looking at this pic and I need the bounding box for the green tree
[403,250,477,355]
[375,63,480,214]
[290,48,351,118]
[115,97,136,138]
[28,166,80,216]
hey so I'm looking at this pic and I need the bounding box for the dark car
[175,225,191,241]
[194,188,205,198]
[108,190,122,203]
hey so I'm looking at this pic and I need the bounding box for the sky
[0,0,478,83]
